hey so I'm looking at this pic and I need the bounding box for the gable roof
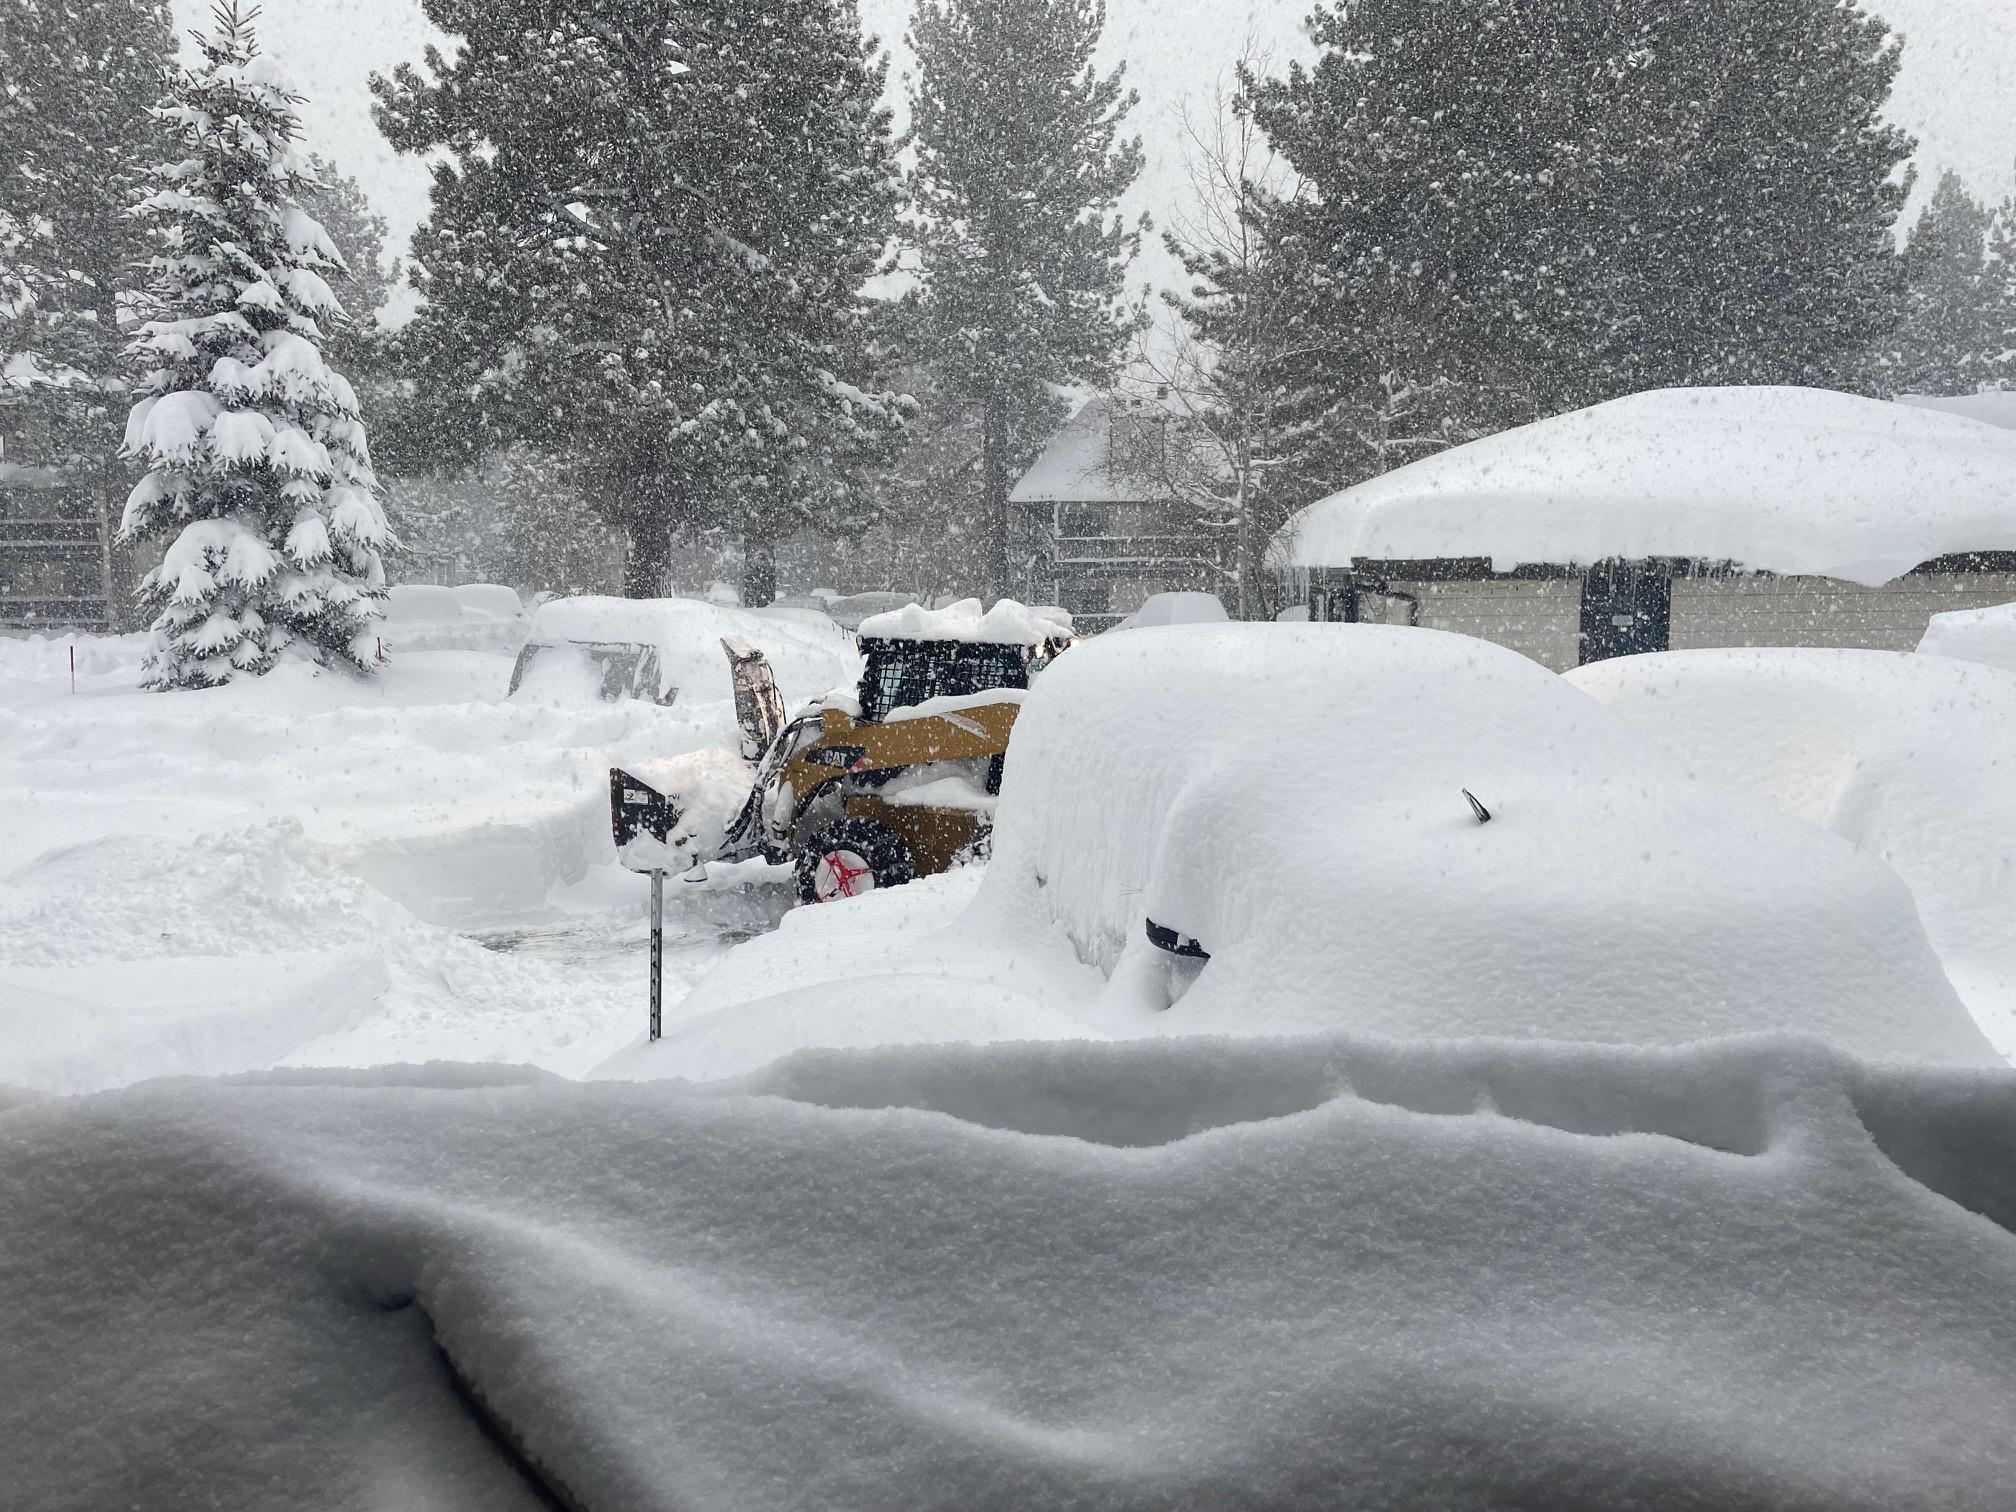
[1009,399,1159,505]
[1279,386,2016,586]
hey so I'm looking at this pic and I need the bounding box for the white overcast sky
[177,0,2016,300]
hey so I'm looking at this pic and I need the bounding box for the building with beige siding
[1276,386,2016,671]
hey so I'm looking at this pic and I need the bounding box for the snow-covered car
[1570,646,2016,1059]
[508,594,859,708]
[1110,591,1229,631]
[966,621,1995,1065]
[381,582,527,654]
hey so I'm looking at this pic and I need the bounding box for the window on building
[1058,579,1111,618]
[1059,503,1112,538]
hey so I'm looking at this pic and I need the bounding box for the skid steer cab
[611,599,1074,906]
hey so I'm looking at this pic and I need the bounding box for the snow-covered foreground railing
[5,1032,2016,1510]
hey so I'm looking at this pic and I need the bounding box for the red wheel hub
[814,849,874,901]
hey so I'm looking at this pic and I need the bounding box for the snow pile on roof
[971,623,1993,1064]
[523,594,859,704]
[1570,647,2016,1058]
[1008,397,1156,504]
[1281,386,2016,585]
[858,596,1073,645]
[1899,390,2016,432]
[1919,598,2016,673]
[1112,590,1229,631]
[8,1038,2016,1509]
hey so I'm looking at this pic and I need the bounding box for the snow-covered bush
[119,3,388,690]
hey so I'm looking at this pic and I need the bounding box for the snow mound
[1570,647,2016,1058]
[858,595,1073,645]
[0,951,387,1095]
[0,821,648,1089]
[1919,599,2016,673]
[1281,385,2016,584]
[1112,590,1229,631]
[589,867,1099,1082]
[972,623,1994,1065]
[522,594,859,704]
[1899,390,2016,431]
[7,1035,2016,1509]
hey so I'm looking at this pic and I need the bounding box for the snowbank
[971,623,1993,1065]
[1281,386,2016,584]
[0,634,750,1087]
[593,868,1094,1082]
[521,594,859,704]
[1112,591,1229,631]
[7,1034,2016,1509]
[1919,599,2016,673]
[1570,647,2016,1058]
[858,596,1073,645]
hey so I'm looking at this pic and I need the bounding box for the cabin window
[1059,503,1112,538]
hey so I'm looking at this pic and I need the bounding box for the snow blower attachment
[608,602,1073,1038]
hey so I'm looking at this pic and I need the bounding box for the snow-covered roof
[1898,390,2016,432]
[858,597,1073,645]
[1009,399,1159,505]
[1280,386,2016,586]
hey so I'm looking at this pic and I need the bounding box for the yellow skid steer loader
[611,601,1074,905]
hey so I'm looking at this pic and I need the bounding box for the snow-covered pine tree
[0,0,173,473]
[1248,0,1914,484]
[905,0,1147,598]
[373,0,907,605]
[1885,173,2000,397]
[1990,197,2016,390]
[304,157,399,387]
[120,3,388,689]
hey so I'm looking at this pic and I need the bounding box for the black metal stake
[649,869,664,1042]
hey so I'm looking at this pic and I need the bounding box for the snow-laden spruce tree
[1,0,173,475]
[1887,173,2002,397]
[374,0,906,604]
[121,3,387,689]
[905,0,1146,597]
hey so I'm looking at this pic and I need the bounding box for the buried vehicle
[613,599,1074,904]
[509,593,859,708]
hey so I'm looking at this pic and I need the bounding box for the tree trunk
[622,518,672,598]
[981,399,1010,600]
[1236,464,1265,621]
[741,527,777,607]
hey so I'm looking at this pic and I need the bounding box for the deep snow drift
[7,1035,2016,1510]
[0,629,755,1090]
[1571,647,2016,1058]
